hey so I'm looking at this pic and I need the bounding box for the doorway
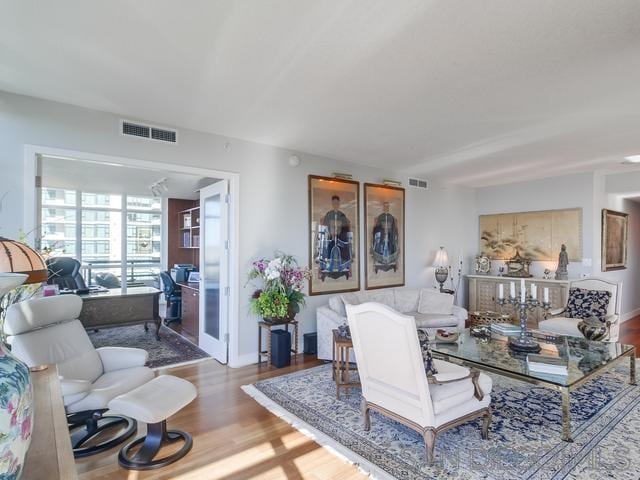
[24,146,239,365]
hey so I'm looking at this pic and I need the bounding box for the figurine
[555,244,569,280]
[543,268,551,280]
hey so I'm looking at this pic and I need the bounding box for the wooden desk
[22,366,77,480]
[77,286,162,339]
[178,282,200,342]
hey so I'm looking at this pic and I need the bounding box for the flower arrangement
[248,252,310,323]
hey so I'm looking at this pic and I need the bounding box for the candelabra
[497,294,551,353]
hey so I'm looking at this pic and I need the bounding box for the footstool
[108,375,197,470]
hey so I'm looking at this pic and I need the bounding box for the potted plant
[248,253,310,324]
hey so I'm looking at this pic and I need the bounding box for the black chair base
[118,419,192,470]
[68,410,137,458]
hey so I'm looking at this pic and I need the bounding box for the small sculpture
[543,268,551,280]
[555,244,569,280]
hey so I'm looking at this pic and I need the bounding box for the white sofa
[317,287,467,360]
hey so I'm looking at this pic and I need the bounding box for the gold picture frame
[308,175,360,295]
[601,209,628,271]
[364,183,405,290]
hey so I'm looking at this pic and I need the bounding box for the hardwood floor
[75,316,640,479]
[620,315,640,356]
[75,355,368,480]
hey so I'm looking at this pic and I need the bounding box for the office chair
[46,257,87,290]
[160,271,182,325]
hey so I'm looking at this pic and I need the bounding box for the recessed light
[623,155,640,164]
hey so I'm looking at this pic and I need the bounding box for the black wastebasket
[271,329,291,368]
[303,332,317,355]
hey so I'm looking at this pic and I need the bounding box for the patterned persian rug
[242,363,640,479]
[88,324,210,368]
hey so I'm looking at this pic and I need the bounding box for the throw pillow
[565,287,612,323]
[417,328,438,375]
[418,288,454,315]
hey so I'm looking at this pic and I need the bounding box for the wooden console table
[22,366,77,480]
[77,286,162,339]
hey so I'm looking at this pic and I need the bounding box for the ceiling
[3,0,640,186]
[41,156,218,200]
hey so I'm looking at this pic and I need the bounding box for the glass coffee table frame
[430,329,636,442]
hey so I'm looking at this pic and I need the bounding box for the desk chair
[160,271,182,325]
[47,257,87,290]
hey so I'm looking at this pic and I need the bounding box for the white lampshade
[0,272,28,296]
[432,247,449,268]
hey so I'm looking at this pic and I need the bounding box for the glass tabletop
[430,329,635,388]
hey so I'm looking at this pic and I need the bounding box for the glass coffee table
[430,329,636,442]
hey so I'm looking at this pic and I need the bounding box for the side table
[258,320,299,367]
[332,329,360,399]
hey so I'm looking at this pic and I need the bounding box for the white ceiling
[41,156,218,200]
[3,0,640,186]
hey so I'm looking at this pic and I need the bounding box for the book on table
[526,354,569,375]
[490,323,522,336]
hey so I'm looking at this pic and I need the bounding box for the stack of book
[526,354,568,376]
[490,323,521,337]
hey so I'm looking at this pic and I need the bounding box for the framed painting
[308,175,360,295]
[364,183,405,290]
[479,208,583,261]
[602,209,628,271]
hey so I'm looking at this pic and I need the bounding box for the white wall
[475,172,596,279]
[598,171,640,319]
[0,91,475,365]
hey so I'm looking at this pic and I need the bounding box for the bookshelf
[179,206,200,249]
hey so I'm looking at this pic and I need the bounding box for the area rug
[88,324,210,368]
[242,363,640,479]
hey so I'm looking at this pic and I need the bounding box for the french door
[198,180,230,363]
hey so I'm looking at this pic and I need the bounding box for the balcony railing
[81,259,161,288]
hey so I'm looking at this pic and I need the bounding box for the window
[40,189,162,287]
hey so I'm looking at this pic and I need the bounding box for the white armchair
[538,278,622,342]
[346,302,492,463]
[5,295,155,457]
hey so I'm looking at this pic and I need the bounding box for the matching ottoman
[108,375,197,470]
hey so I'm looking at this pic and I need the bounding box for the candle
[498,283,504,299]
[520,279,526,303]
[531,284,537,300]
[510,282,516,298]
[544,287,549,304]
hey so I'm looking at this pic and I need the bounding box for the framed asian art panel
[308,175,360,295]
[364,183,405,290]
[602,209,628,271]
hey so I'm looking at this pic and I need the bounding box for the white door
[198,180,229,363]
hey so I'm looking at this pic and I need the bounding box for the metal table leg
[630,350,637,386]
[561,387,573,442]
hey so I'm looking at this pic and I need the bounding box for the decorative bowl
[577,317,609,341]
[435,329,459,343]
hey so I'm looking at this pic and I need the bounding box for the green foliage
[251,290,290,319]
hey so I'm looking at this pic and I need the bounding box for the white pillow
[418,288,454,315]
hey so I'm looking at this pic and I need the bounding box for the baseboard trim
[621,308,640,323]
[229,352,259,368]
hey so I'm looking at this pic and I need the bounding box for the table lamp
[0,237,48,284]
[432,246,449,292]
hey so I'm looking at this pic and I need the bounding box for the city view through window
[41,188,161,287]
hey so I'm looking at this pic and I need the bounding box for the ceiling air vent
[408,178,429,189]
[151,127,177,143]
[122,121,150,138]
[121,120,178,144]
